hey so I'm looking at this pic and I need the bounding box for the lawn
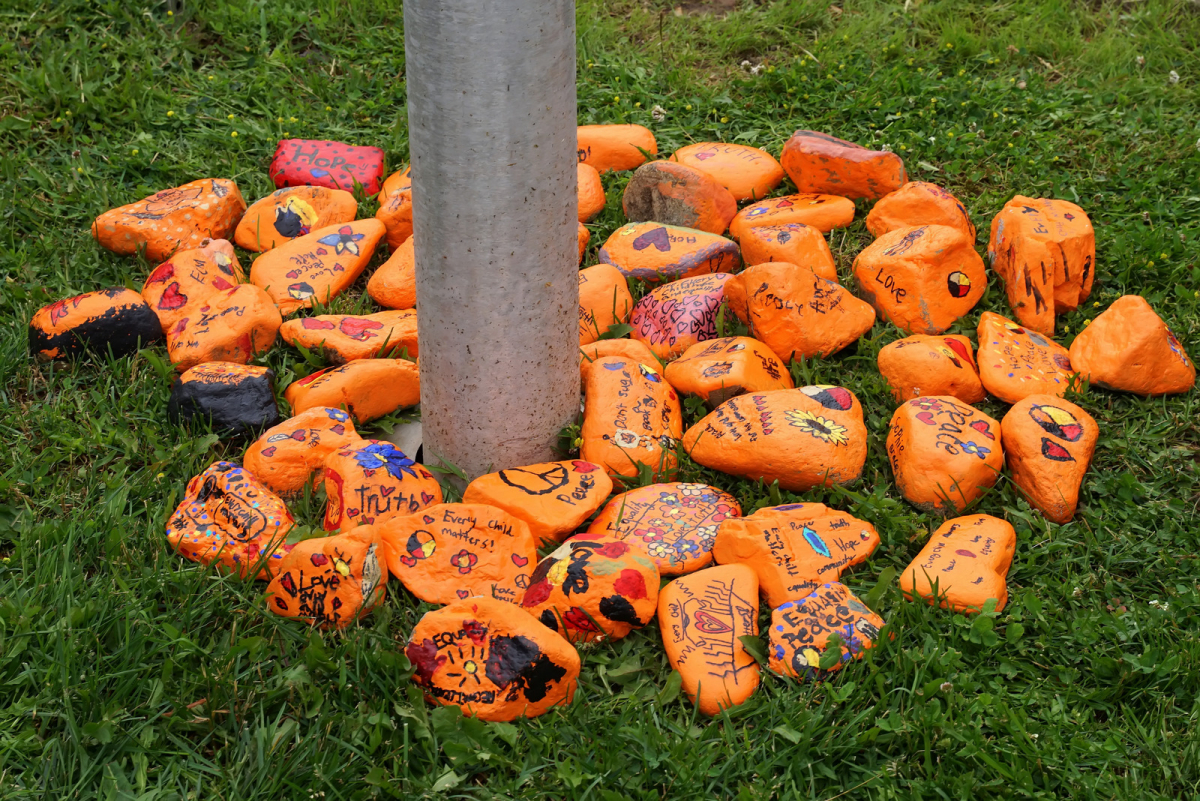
[2,0,1200,797]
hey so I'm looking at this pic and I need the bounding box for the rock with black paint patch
[168,362,279,437]
[29,288,163,360]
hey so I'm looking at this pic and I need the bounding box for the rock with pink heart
[279,310,419,363]
[598,222,740,284]
[243,406,361,496]
[165,284,282,373]
[249,219,385,315]
[629,273,734,360]
[141,239,244,334]
[462,460,615,546]
[321,440,443,533]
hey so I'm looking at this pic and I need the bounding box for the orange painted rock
[780,131,906,200]
[577,163,606,223]
[730,193,856,238]
[577,124,657,173]
[521,536,660,643]
[380,504,536,606]
[853,225,986,334]
[724,263,875,361]
[598,222,739,284]
[658,564,760,716]
[1068,295,1195,396]
[323,441,442,532]
[629,273,733,361]
[243,406,359,496]
[865,182,975,240]
[899,514,1016,613]
[580,339,660,388]
[713,503,879,607]
[165,284,282,373]
[380,166,411,198]
[280,310,419,362]
[376,183,414,251]
[269,139,385,194]
[887,396,1003,513]
[581,356,682,479]
[92,179,246,262]
[463,461,614,546]
[405,596,580,721]
[587,482,741,575]
[622,161,737,235]
[142,239,244,333]
[683,386,868,492]
[578,264,633,345]
[988,196,1095,334]
[737,223,837,281]
[367,237,416,310]
[877,334,986,404]
[234,187,358,252]
[577,222,590,265]
[284,359,420,422]
[165,461,294,579]
[769,582,886,678]
[249,219,386,315]
[672,142,784,202]
[167,362,279,436]
[976,311,1075,404]
[1002,395,1098,524]
[29,288,162,360]
[664,336,793,407]
[266,526,387,628]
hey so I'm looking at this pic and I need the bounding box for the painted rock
[629,273,733,361]
[266,526,387,628]
[29,288,162,361]
[280,310,419,362]
[92,178,246,262]
[521,536,660,643]
[658,564,760,716]
[877,334,986,404]
[724,263,875,361]
[243,406,360,496]
[577,163,606,223]
[463,460,614,546]
[165,284,282,373]
[865,182,975,240]
[323,440,442,531]
[853,225,986,334]
[769,583,886,678]
[737,223,837,281]
[598,222,739,284]
[730,193,856,238]
[368,237,416,310]
[142,239,244,333]
[376,181,414,251]
[587,482,742,575]
[713,503,879,608]
[581,356,682,479]
[234,187,358,252]
[249,219,386,315]
[578,263,633,345]
[284,359,421,422]
[379,166,411,198]
[976,311,1075,404]
[683,386,868,492]
[664,336,793,407]
[887,396,1004,513]
[580,339,660,388]
[405,596,580,721]
[165,461,294,579]
[577,124,657,173]
[988,196,1095,334]
[269,139,385,195]
[671,142,784,202]
[380,504,537,606]
[899,514,1016,613]
[577,222,590,265]
[622,161,737,235]
[780,130,907,200]
[1068,295,1195,396]
[1002,395,1098,524]
[167,362,279,436]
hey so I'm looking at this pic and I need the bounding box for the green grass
[3,0,1200,797]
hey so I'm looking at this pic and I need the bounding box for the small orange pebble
[322,440,442,532]
[1068,295,1195,396]
[780,130,907,199]
[463,460,613,546]
[664,336,793,407]
[1002,394,1098,524]
[580,339,660,388]
[376,183,414,251]
[284,359,420,422]
[671,142,784,202]
[769,583,886,678]
[577,123,657,173]
[737,223,837,280]
[622,160,737,235]
[269,139,386,195]
[29,288,162,360]
[899,514,1016,613]
[629,273,733,361]
[581,356,682,479]
[92,178,246,262]
[877,334,986,404]
[249,219,386,315]
[578,263,633,345]
[367,237,416,310]
[976,311,1075,404]
[865,181,975,240]
[280,310,419,363]
[244,406,360,496]
[577,222,590,265]
[598,222,739,284]
[730,193,856,238]
[379,166,411,199]
[234,187,358,252]
[142,239,244,334]
[577,163,606,223]
[165,284,282,373]
[266,526,387,628]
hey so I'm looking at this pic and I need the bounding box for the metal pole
[405,0,579,482]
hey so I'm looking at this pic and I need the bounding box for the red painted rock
[165,284,282,372]
[577,124,657,173]
[270,139,385,194]
[578,264,633,345]
[683,387,868,492]
[266,526,387,628]
[280,310,419,362]
[379,166,411,198]
[322,441,443,532]
[622,160,737,235]
[737,223,837,280]
[29,288,162,360]
[976,311,1075,404]
[577,162,606,223]
[1068,295,1195,396]
[865,182,975,240]
[899,514,1016,613]
[853,225,986,334]
[658,564,760,716]
[405,596,580,721]
[579,339,661,388]
[577,222,590,265]
[234,187,358,252]
[167,362,279,436]
[463,461,614,546]
[780,130,907,200]
[598,222,739,284]
[671,142,784,202]
[664,336,793,407]
[630,273,733,361]
[376,182,413,251]
[92,178,246,262]
[243,406,360,496]
[581,356,682,479]
[368,237,416,310]
[142,239,244,333]
[284,360,421,422]
[1001,395,1098,523]
[165,461,294,579]
[730,193,856,238]
[769,583,886,678]
[249,219,386,315]
[887,396,1004,513]
[877,334,986,404]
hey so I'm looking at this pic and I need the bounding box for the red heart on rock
[400,555,416,567]
[316,248,328,255]
[512,554,528,567]
[286,269,301,279]
[571,461,598,473]
[422,512,435,522]
[347,508,360,518]
[380,486,395,497]
[158,282,187,310]
[457,589,469,599]
[260,447,277,458]
[970,420,995,440]
[915,411,936,426]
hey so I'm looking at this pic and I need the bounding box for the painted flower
[647,541,676,560]
[710,504,734,523]
[912,397,944,412]
[676,539,701,558]
[679,495,701,508]
[325,408,350,422]
[785,410,849,446]
[636,526,665,543]
[449,550,477,575]
[353,442,417,480]
[961,440,991,459]
[317,225,365,256]
[611,429,641,449]
[657,492,680,506]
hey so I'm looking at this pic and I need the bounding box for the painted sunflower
[785,410,849,446]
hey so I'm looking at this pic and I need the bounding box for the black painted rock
[29,288,163,360]
[167,362,279,437]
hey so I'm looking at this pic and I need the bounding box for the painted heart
[694,151,714,161]
[632,226,671,252]
[511,554,529,567]
[211,276,233,291]
[692,610,733,634]
[302,318,336,330]
[347,508,360,518]
[146,262,175,284]
[457,589,470,599]
[331,424,345,435]
[571,460,598,473]
[970,420,995,440]
[915,411,936,426]
[157,282,187,310]
[362,516,374,524]
[380,486,395,497]
[763,428,773,435]
[316,248,328,255]
[775,199,794,208]
[400,555,417,567]
[311,168,330,179]
[423,514,435,524]
[260,446,277,458]
[286,269,301,279]
[332,263,344,272]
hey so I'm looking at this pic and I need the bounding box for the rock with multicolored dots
[581,356,682,479]
[664,336,794,407]
[249,219,386,315]
[284,359,420,422]
[768,582,886,678]
[1001,395,1098,524]
[243,406,360,496]
[463,460,614,546]
[29,288,163,361]
[671,142,785,202]
[142,239,244,333]
[877,334,986,404]
[780,130,907,200]
[975,311,1076,404]
[1068,295,1195,396]
[899,514,1016,614]
[598,222,739,284]
[235,187,358,253]
[736,224,838,281]
[622,161,737,235]
[629,273,734,361]
[266,525,387,629]
[865,182,976,240]
[280,310,419,363]
[376,171,414,250]
[578,264,633,345]
[164,284,282,373]
[577,124,657,173]
[167,362,279,437]
[730,193,856,237]
[367,236,416,310]
[269,139,386,195]
[322,440,442,532]
[579,339,661,388]
[92,178,247,262]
